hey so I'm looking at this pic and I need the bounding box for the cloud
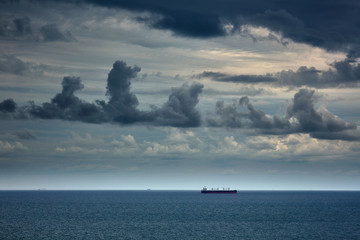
[151,83,204,127]
[1,58,357,141]
[0,15,75,42]
[136,10,225,38]
[39,24,75,42]
[209,135,244,155]
[144,141,199,155]
[13,130,36,140]
[243,134,359,157]
[166,128,196,143]
[207,96,290,131]
[196,71,277,84]
[239,25,289,46]
[196,60,360,88]
[100,60,143,124]
[82,0,360,56]
[0,16,33,39]
[208,88,359,141]
[207,100,246,128]
[0,99,17,113]
[12,16,32,37]
[0,140,27,153]
[310,130,360,142]
[1,60,203,127]
[286,89,356,133]
[0,55,29,75]
[29,76,106,123]
[203,86,273,97]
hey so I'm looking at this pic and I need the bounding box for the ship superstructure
[201,187,237,194]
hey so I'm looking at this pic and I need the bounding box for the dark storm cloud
[82,0,360,56]
[27,62,144,124]
[52,76,84,109]
[310,130,360,141]
[1,60,203,127]
[196,60,360,88]
[30,76,105,123]
[208,88,358,141]
[13,16,32,37]
[0,99,17,113]
[98,61,204,127]
[101,60,142,123]
[136,10,224,38]
[0,16,32,39]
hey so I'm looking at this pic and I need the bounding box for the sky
[0,0,360,190]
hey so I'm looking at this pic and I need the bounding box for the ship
[201,187,237,194]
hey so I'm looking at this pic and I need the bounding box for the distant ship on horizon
[201,187,237,194]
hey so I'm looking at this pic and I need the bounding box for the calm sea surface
[0,191,359,239]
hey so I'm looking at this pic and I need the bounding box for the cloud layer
[0,59,358,141]
[195,59,360,88]
[0,16,75,42]
[84,0,360,57]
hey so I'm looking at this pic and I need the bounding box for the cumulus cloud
[151,83,204,127]
[208,88,359,141]
[1,58,358,141]
[29,76,106,123]
[286,89,356,133]
[100,60,143,124]
[1,60,203,127]
[0,99,17,113]
[166,128,196,142]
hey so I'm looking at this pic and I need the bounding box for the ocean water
[0,191,359,239]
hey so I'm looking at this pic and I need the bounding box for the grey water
[1,191,359,239]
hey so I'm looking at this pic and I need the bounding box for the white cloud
[210,136,244,155]
[0,140,27,152]
[166,128,196,142]
[143,141,199,155]
[55,146,84,153]
[120,134,137,147]
[244,134,359,158]
[207,133,360,160]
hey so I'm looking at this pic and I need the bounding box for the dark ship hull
[201,190,237,194]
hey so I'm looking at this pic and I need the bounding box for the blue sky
[0,0,359,190]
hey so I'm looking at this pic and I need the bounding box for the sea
[0,191,359,240]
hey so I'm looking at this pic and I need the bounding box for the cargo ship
[201,187,237,194]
